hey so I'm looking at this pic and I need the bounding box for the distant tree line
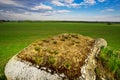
[0,20,120,24]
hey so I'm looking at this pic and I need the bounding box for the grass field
[0,22,120,79]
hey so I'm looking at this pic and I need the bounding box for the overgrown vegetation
[17,33,94,79]
[96,47,120,80]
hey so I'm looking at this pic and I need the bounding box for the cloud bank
[0,0,120,21]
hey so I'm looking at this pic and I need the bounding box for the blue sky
[0,0,120,21]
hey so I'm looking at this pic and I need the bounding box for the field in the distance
[0,22,120,79]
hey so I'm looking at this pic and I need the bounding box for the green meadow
[0,22,120,79]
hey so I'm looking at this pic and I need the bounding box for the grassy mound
[17,33,95,79]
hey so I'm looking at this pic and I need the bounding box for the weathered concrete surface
[5,56,63,80]
[80,38,107,80]
[5,38,107,80]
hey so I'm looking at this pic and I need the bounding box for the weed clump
[35,46,40,52]
[48,56,56,65]
[64,61,71,69]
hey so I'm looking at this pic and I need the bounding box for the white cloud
[56,10,71,13]
[31,4,53,10]
[0,0,23,7]
[94,15,120,22]
[39,9,71,16]
[40,9,71,16]
[51,0,64,6]
[51,0,98,8]
[106,9,114,12]
[0,8,71,20]
[64,0,74,4]
[0,10,29,20]
[83,0,96,5]
[51,0,80,7]
[101,8,114,13]
[98,0,105,2]
[64,0,81,7]
[1,9,120,22]
[70,3,80,7]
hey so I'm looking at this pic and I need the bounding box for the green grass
[98,47,120,79]
[0,22,120,79]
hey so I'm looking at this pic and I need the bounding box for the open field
[0,22,120,79]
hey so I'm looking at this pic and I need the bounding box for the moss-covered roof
[17,33,95,79]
